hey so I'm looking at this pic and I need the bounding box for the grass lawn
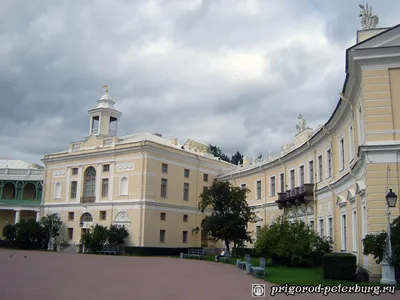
[171,254,400,289]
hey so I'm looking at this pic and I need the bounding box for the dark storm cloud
[0,0,399,165]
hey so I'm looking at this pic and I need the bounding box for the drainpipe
[139,140,146,247]
[339,93,355,120]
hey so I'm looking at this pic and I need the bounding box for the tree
[40,213,63,244]
[107,225,129,245]
[81,224,109,253]
[231,151,244,165]
[198,180,256,253]
[209,145,231,163]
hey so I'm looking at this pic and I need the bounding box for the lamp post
[79,220,85,253]
[380,189,397,286]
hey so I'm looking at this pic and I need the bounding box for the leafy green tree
[199,180,256,253]
[209,145,231,163]
[81,224,109,253]
[231,151,244,165]
[2,223,17,242]
[107,225,129,245]
[14,219,46,248]
[40,213,63,244]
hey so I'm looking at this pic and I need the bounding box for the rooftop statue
[359,3,379,30]
[296,114,306,133]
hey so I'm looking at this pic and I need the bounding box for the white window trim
[339,136,345,171]
[318,217,324,237]
[325,147,332,179]
[309,219,315,230]
[254,179,262,200]
[55,181,61,199]
[119,176,129,196]
[298,164,305,186]
[240,183,247,190]
[269,176,276,197]
[326,216,333,240]
[279,173,285,193]
[308,160,314,184]
[349,123,354,163]
[289,168,296,189]
[340,206,347,251]
[352,206,358,252]
[317,154,323,182]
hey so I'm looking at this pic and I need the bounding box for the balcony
[276,184,314,210]
[0,199,41,206]
[81,196,96,203]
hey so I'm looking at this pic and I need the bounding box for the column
[95,164,102,202]
[108,163,114,201]
[65,168,71,202]
[36,211,40,222]
[14,210,21,224]
[77,166,83,201]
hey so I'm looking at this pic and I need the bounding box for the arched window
[23,183,36,200]
[2,182,16,199]
[183,215,188,222]
[160,212,166,221]
[120,177,128,195]
[80,212,93,222]
[84,167,96,197]
[55,182,61,199]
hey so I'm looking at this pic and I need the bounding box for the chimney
[242,157,249,166]
[171,138,178,145]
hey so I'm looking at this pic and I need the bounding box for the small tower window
[109,117,118,136]
[91,116,100,135]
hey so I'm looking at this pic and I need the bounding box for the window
[67,228,73,240]
[183,215,188,222]
[328,217,333,240]
[99,211,107,220]
[309,161,314,184]
[160,212,166,221]
[270,177,276,197]
[203,174,208,182]
[160,230,166,243]
[319,219,324,237]
[72,168,78,175]
[182,231,188,243]
[70,181,77,199]
[326,149,332,178]
[103,164,110,172]
[161,163,168,173]
[349,124,354,162]
[352,210,357,251]
[84,167,96,197]
[68,212,74,221]
[120,177,128,195]
[161,179,167,198]
[341,214,347,250]
[256,180,262,199]
[280,173,285,192]
[290,169,295,189]
[184,169,190,178]
[183,183,189,201]
[299,166,304,185]
[102,179,109,197]
[241,183,247,190]
[339,138,345,170]
[255,225,261,241]
[309,220,314,229]
[55,182,61,199]
[318,155,323,182]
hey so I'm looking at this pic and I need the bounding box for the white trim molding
[336,194,347,207]
[347,188,356,202]
[269,175,276,197]
[356,181,366,196]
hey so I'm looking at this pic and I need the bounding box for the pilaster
[95,164,102,202]
[14,210,20,224]
[77,166,83,202]
[108,163,114,200]
[66,167,71,202]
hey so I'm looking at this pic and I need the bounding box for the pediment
[336,195,347,207]
[356,181,366,196]
[347,189,356,202]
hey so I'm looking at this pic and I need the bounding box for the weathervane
[359,3,379,30]
[102,85,108,93]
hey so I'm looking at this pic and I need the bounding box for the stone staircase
[59,243,78,253]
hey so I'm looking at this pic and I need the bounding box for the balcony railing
[0,199,41,206]
[276,184,314,210]
[81,196,96,203]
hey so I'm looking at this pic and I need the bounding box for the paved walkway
[0,249,397,299]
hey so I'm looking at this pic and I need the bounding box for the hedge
[323,253,357,281]
[124,247,202,256]
[0,240,46,250]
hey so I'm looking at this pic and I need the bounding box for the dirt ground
[0,249,397,299]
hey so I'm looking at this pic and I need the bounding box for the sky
[1,0,399,166]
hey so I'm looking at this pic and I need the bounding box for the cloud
[0,0,399,165]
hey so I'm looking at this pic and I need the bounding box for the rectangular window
[183,183,189,201]
[352,210,357,251]
[327,149,332,178]
[270,177,276,197]
[256,180,262,199]
[318,155,323,182]
[99,211,107,220]
[68,212,74,221]
[160,230,166,243]
[203,174,209,182]
[309,220,314,229]
[299,166,304,185]
[101,178,109,197]
[161,179,167,198]
[290,169,295,189]
[162,163,168,173]
[280,173,285,193]
[319,219,324,237]
[339,138,345,170]
[70,181,77,199]
[328,217,333,240]
[241,184,247,190]
[103,164,110,172]
[72,168,78,175]
[182,231,188,243]
[341,214,347,250]
[255,225,261,241]
[67,228,73,240]
[184,169,190,178]
[309,161,314,184]
[349,124,354,162]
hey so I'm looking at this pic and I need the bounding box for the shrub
[80,224,108,253]
[107,225,129,246]
[254,216,332,267]
[124,247,202,256]
[322,253,357,281]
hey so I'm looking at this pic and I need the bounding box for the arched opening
[82,167,96,203]
[201,219,209,247]
[23,183,36,200]
[55,182,61,199]
[120,177,128,195]
[80,212,93,238]
[1,182,15,199]
[80,212,93,222]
